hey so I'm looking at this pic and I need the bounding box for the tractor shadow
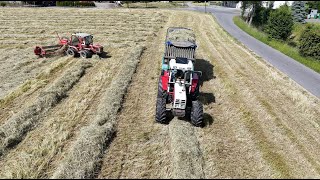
[97,51,112,59]
[194,59,216,105]
[194,58,216,86]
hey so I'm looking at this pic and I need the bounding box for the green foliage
[233,16,320,73]
[298,23,320,60]
[266,5,293,40]
[291,1,307,23]
[241,1,248,17]
[0,2,6,7]
[287,23,306,47]
[56,1,95,7]
[252,6,272,30]
[306,1,320,12]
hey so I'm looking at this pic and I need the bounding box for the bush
[0,2,6,7]
[298,23,320,60]
[56,1,95,7]
[266,5,293,41]
[287,23,306,47]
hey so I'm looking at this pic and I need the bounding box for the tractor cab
[71,33,93,47]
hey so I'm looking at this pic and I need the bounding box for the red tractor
[156,27,204,127]
[34,32,104,58]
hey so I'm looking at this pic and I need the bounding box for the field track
[0,7,319,179]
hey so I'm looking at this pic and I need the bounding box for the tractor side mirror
[193,71,202,77]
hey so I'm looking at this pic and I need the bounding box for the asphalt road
[188,4,320,98]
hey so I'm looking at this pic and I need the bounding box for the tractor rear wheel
[155,97,167,124]
[80,50,92,58]
[67,48,77,57]
[191,100,204,127]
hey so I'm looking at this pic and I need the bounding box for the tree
[245,1,262,27]
[241,1,248,18]
[266,5,294,41]
[291,1,307,23]
[252,6,272,29]
[306,1,320,13]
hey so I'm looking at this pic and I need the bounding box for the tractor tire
[157,77,167,98]
[67,48,77,57]
[155,97,167,124]
[191,100,204,127]
[80,50,92,58]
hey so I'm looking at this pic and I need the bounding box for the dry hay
[168,119,204,179]
[0,61,92,156]
[166,27,196,44]
[0,8,166,99]
[0,7,167,178]
[51,46,145,179]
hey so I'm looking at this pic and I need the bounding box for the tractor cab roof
[72,33,92,38]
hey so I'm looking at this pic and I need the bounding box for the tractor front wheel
[67,48,77,57]
[191,100,204,127]
[155,97,167,124]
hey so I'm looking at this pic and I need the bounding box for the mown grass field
[0,7,320,179]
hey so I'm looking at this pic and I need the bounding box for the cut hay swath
[166,28,196,44]
[0,61,92,156]
[51,46,145,179]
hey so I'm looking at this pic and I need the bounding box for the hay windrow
[0,57,71,109]
[168,120,204,179]
[0,61,92,156]
[51,46,145,179]
[167,28,196,44]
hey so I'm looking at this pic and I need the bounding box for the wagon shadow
[195,58,216,105]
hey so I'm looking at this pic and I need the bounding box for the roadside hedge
[299,23,320,60]
[56,1,95,7]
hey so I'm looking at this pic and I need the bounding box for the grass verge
[233,16,320,73]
